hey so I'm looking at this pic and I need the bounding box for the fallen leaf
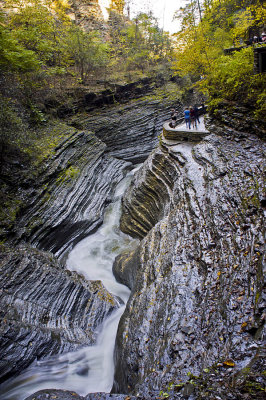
[241,322,248,331]
[223,360,235,367]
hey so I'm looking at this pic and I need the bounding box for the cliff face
[113,128,265,398]
[0,93,175,389]
[67,0,106,31]
[0,0,106,31]
[13,128,130,259]
[11,93,176,258]
[2,81,265,400]
[0,245,120,384]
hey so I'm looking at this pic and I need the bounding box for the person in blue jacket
[184,107,191,129]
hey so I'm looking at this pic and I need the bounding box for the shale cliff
[10,92,177,257]
[1,85,265,399]
[113,125,265,399]
[13,129,131,258]
[0,90,176,393]
[0,245,120,384]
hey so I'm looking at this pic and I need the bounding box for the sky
[98,0,186,34]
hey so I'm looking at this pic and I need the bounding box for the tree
[0,11,40,72]
[62,27,110,83]
[4,0,71,67]
[171,0,266,118]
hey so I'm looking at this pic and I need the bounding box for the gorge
[1,0,265,398]
[0,86,265,400]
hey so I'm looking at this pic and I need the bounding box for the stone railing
[163,106,209,142]
[162,122,209,142]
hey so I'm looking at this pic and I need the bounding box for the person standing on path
[184,107,191,129]
[194,105,200,124]
[170,109,178,128]
[190,106,197,129]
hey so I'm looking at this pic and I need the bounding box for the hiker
[194,105,200,124]
[190,106,197,129]
[262,32,266,43]
[184,107,191,129]
[170,109,178,128]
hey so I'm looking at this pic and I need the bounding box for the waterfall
[0,166,140,400]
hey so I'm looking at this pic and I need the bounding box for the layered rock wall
[70,96,182,163]
[14,129,130,258]
[113,130,265,398]
[0,246,119,384]
[1,93,175,390]
[14,92,179,256]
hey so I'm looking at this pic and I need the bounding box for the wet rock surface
[0,92,176,393]
[113,129,265,398]
[119,149,177,239]
[25,389,137,400]
[12,129,130,259]
[7,91,181,258]
[207,102,266,139]
[1,85,265,400]
[0,245,120,384]
[69,96,181,164]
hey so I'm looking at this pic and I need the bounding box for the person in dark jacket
[194,105,200,124]
[170,109,178,128]
[190,106,197,129]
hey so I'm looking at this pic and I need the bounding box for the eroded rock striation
[16,92,182,263]
[0,245,120,384]
[69,95,182,163]
[12,93,181,257]
[0,92,176,392]
[14,129,131,259]
[113,129,265,398]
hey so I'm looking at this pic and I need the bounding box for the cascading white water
[0,166,140,400]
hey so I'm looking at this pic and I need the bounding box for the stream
[0,166,140,400]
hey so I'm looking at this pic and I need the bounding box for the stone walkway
[163,115,209,142]
[176,115,208,132]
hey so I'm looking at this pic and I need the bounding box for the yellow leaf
[223,360,235,367]
[241,322,248,331]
